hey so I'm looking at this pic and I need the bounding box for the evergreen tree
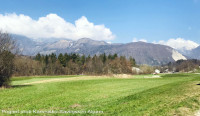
[58,53,66,67]
[103,53,107,63]
[129,57,136,67]
[50,53,57,63]
[108,54,112,60]
[45,55,49,65]
[113,53,118,59]
[64,53,70,63]
[35,53,41,61]
[80,55,86,65]
[71,53,77,62]
[76,54,81,64]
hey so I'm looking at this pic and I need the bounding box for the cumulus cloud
[132,37,147,42]
[0,13,115,41]
[155,38,199,50]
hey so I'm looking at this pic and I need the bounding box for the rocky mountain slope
[12,35,187,65]
[187,46,200,59]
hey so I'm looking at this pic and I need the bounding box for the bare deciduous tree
[0,31,15,87]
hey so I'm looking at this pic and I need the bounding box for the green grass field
[1,74,200,115]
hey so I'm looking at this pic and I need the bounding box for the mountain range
[12,34,199,65]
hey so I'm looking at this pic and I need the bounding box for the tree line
[161,59,200,72]
[13,53,136,76]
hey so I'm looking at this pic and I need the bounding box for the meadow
[1,73,200,115]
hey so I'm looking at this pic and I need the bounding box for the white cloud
[107,41,112,44]
[156,38,199,50]
[0,13,115,41]
[132,37,147,42]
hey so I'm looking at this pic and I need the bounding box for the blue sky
[0,0,200,45]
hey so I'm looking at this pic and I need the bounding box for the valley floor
[1,74,200,115]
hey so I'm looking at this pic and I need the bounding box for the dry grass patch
[173,107,193,116]
[23,76,111,85]
[112,74,133,78]
[70,104,82,108]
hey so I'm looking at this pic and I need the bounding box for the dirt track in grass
[22,74,162,85]
[23,76,110,85]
